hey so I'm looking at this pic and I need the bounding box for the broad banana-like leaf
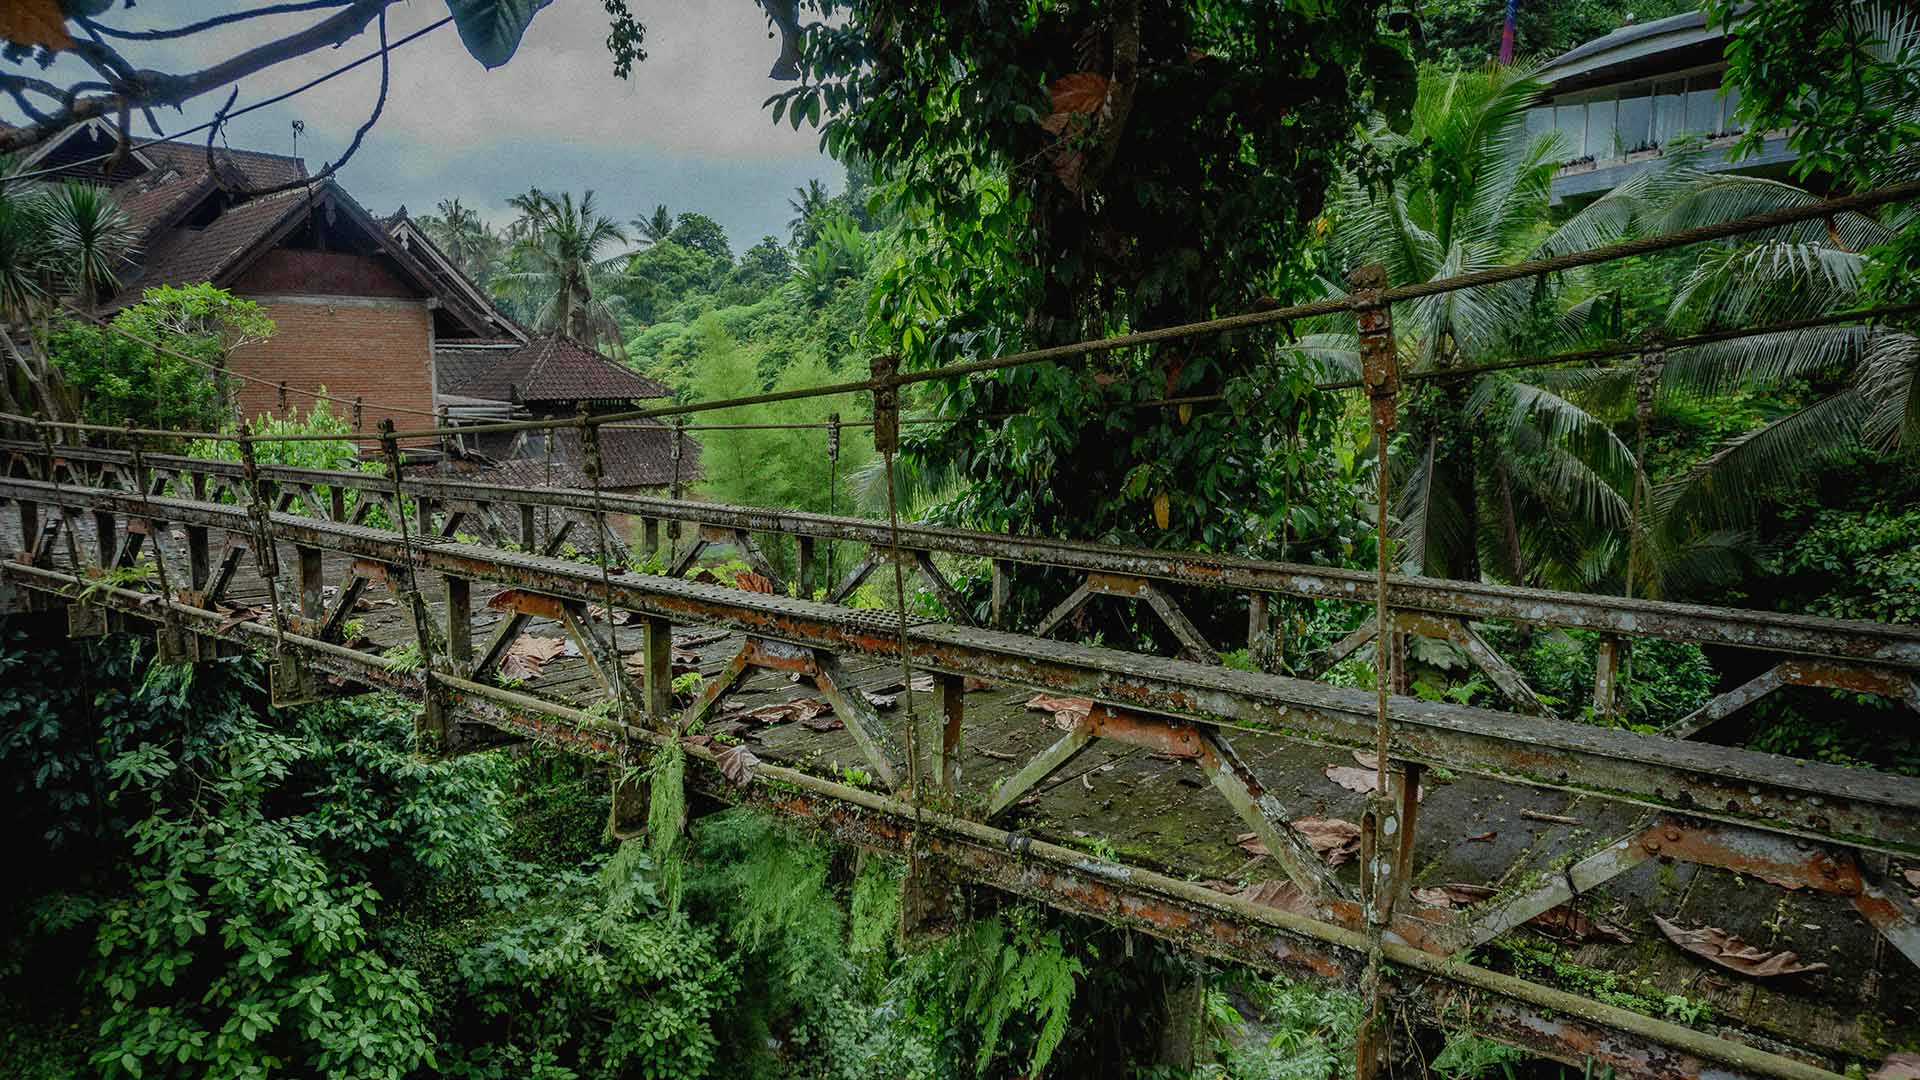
[446,0,553,69]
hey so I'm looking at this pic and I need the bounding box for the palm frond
[1658,390,1871,528]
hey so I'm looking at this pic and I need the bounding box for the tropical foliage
[44,284,274,433]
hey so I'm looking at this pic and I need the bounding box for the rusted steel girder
[425,680,1849,1080]
[6,474,1920,857]
[0,558,1884,1080]
[12,440,1920,669]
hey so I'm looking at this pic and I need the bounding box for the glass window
[1617,93,1652,152]
[1687,74,1721,135]
[1653,79,1687,144]
[1525,106,1554,143]
[1721,83,1743,135]
[1556,102,1587,156]
[1586,95,1618,158]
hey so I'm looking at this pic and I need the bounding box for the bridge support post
[639,615,673,722]
[796,536,816,598]
[932,672,964,798]
[445,575,471,676]
[1594,634,1621,720]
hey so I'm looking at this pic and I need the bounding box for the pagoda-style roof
[443,336,672,406]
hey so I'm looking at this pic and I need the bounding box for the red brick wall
[231,251,417,299]
[227,296,435,438]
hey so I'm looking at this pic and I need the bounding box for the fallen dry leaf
[734,571,777,594]
[1323,764,1380,795]
[716,744,760,787]
[864,675,935,710]
[1411,883,1497,909]
[1529,906,1632,945]
[1464,831,1498,844]
[1653,915,1826,977]
[1234,818,1360,868]
[586,603,633,625]
[1026,694,1094,729]
[1870,1052,1920,1080]
[499,634,567,682]
[1236,880,1316,916]
[964,676,994,692]
[1294,817,1362,867]
[802,714,844,732]
[727,697,832,727]
[622,647,704,678]
[1904,868,1920,890]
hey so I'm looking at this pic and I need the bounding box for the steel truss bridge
[3,434,1918,1080]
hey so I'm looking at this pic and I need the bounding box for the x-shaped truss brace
[980,702,1353,908]
[1032,572,1217,663]
[1431,813,1920,972]
[679,634,904,790]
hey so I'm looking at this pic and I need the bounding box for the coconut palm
[493,189,634,352]
[1531,5,1919,573]
[633,204,675,247]
[420,197,499,283]
[1310,63,1642,590]
[787,178,831,246]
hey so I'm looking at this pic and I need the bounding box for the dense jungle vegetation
[3,0,1918,1076]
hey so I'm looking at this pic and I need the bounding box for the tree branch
[0,0,400,155]
[208,11,391,199]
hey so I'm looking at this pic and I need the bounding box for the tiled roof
[110,169,215,237]
[116,187,310,299]
[444,336,673,404]
[134,141,308,191]
[478,422,699,489]
[435,344,520,395]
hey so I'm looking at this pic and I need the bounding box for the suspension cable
[581,412,632,720]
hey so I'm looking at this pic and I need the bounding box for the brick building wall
[226,295,436,436]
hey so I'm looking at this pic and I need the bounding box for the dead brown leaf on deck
[1533,906,1632,944]
[726,697,832,727]
[1411,883,1496,909]
[498,635,567,682]
[1325,756,1422,800]
[1235,817,1359,867]
[1653,914,1825,977]
[734,571,778,594]
[1026,694,1094,729]
[1235,880,1317,916]
[716,744,760,786]
[586,604,634,625]
[864,675,934,709]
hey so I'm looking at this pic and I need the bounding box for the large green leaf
[444,0,552,69]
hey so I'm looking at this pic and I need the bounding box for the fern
[950,911,1085,1077]
[646,739,686,911]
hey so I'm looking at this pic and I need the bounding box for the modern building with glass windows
[1532,9,1799,205]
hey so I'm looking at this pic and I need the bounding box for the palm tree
[0,168,139,424]
[632,204,674,247]
[787,178,831,246]
[493,189,634,351]
[1313,63,1640,590]
[1529,5,1919,582]
[421,197,498,281]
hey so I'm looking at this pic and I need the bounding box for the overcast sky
[7,1,840,253]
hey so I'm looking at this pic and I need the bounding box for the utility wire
[3,16,453,186]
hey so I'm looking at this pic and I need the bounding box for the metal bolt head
[1642,838,1661,854]
[1664,828,1681,843]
